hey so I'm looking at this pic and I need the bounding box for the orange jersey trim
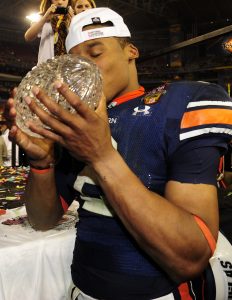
[193,215,216,255]
[110,86,145,106]
[178,282,193,300]
[181,108,232,129]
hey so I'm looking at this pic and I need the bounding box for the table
[0,204,78,300]
[0,166,28,210]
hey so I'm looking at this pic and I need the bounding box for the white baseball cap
[65,7,131,53]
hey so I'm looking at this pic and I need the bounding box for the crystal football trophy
[14,54,103,138]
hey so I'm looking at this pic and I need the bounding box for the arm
[23,84,219,282]
[91,150,217,282]
[24,147,79,230]
[23,167,64,230]
[4,97,63,230]
[24,4,57,41]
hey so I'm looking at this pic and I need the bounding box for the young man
[5,7,232,300]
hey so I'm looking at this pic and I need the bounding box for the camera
[55,6,68,15]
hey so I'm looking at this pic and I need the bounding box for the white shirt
[37,20,54,64]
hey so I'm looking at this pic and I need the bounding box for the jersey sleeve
[167,140,222,184]
[166,82,232,184]
[179,82,232,142]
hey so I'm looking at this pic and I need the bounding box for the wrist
[30,161,55,174]
[30,162,55,170]
[30,166,54,174]
[28,156,55,169]
[91,148,119,174]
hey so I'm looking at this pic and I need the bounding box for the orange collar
[108,86,145,108]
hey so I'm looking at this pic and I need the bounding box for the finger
[24,94,74,138]
[9,125,54,160]
[31,86,80,128]
[9,125,32,152]
[53,81,96,120]
[50,4,57,13]
[11,87,17,98]
[4,98,17,126]
[27,121,65,146]
[31,86,68,118]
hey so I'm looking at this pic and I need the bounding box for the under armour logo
[132,105,151,116]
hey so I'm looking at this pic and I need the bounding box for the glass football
[14,54,102,137]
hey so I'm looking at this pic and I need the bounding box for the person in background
[24,0,73,64]
[0,129,8,166]
[71,0,96,15]
[1,124,20,167]
[5,7,232,300]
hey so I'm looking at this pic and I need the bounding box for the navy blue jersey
[55,81,232,299]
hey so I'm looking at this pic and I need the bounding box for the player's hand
[23,81,114,165]
[4,91,54,164]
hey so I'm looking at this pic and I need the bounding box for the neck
[115,63,140,98]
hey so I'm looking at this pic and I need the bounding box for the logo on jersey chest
[132,105,151,116]
[143,84,167,105]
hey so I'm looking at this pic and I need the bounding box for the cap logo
[91,17,101,24]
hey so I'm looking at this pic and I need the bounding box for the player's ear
[127,44,139,60]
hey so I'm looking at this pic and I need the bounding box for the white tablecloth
[0,205,77,300]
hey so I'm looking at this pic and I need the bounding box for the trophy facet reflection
[14,54,103,138]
